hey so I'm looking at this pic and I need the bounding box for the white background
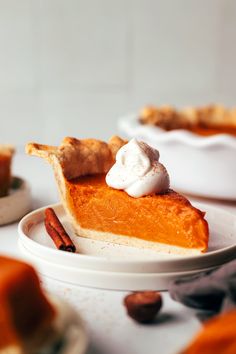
[0,0,236,145]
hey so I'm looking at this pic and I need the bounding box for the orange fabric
[183,310,236,354]
[0,256,55,349]
[65,174,209,251]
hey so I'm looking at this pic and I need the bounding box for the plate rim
[18,240,219,292]
[19,241,217,278]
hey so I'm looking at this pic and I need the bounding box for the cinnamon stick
[45,220,66,251]
[44,207,76,252]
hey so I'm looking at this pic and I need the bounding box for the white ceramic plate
[41,294,88,354]
[0,176,31,225]
[18,203,236,290]
[118,114,236,200]
[19,243,217,291]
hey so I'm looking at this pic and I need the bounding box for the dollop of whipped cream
[105,138,170,198]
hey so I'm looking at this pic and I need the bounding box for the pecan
[124,291,162,323]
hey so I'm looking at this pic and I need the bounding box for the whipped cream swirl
[105,138,170,198]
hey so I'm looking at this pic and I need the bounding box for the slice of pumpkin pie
[0,255,55,354]
[26,136,209,255]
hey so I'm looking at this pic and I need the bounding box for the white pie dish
[118,114,236,200]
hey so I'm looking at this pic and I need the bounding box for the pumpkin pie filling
[0,145,14,197]
[65,174,208,251]
[183,125,236,136]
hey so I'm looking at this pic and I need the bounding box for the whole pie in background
[139,104,236,136]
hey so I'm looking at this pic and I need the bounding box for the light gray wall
[0,0,235,145]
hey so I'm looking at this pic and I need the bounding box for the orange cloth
[183,310,236,354]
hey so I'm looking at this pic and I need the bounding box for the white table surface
[1,152,236,354]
